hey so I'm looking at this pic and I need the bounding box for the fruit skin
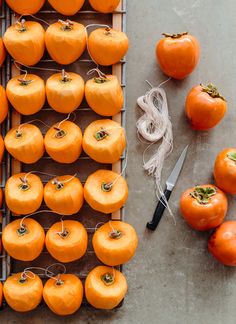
[5,0,45,14]
[5,173,44,215]
[0,135,4,163]
[93,221,138,266]
[89,0,120,13]
[45,220,88,263]
[156,33,200,80]
[180,185,228,231]
[46,72,84,114]
[208,221,236,266]
[85,266,128,309]
[85,75,123,116]
[82,119,126,164]
[84,169,128,214]
[0,282,2,307]
[44,121,83,164]
[0,85,9,124]
[2,218,45,261]
[6,74,46,115]
[88,28,129,66]
[214,148,236,194]
[0,38,6,67]
[48,0,85,15]
[44,175,84,215]
[43,274,83,316]
[185,85,227,130]
[3,272,43,312]
[3,21,45,66]
[5,124,44,164]
[45,21,87,65]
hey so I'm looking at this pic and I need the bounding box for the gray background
[3,0,236,323]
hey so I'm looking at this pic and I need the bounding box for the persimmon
[48,0,85,15]
[43,274,83,316]
[88,28,129,66]
[45,20,87,65]
[89,0,120,13]
[85,75,123,116]
[0,38,6,67]
[46,70,84,114]
[46,220,88,263]
[0,282,2,307]
[3,272,43,312]
[208,221,236,266]
[84,169,128,214]
[93,221,138,266]
[0,85,9,124]
[85,266,127,309]
[83,119,126,163]
[6,74,46,115]
[5,124,44,164]
[44,175,84,215]
[3,20,45,66]
[156,32,200,80]
[44,121,82,163]
[0,135,4,162]
[185,84,227,130]
[5,173,44,215]
[2,218,45,261]
[214,148,236,194]
[5,0,45,14]
[180,185,227,231]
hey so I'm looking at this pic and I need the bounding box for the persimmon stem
[162,32,188,38]
[59,19,74,31]
[94,128,109,141]
[201,83,226,101]
[94,77,108,84]
[227,152,236,162]
[15,130,23,138]
[101,273,114,286]
[190,186,216,204]
[53,128,67,138]
[19,177,30,191]
[61,69,71,83]
[101,182,113,192]
[17,19,27,33]
[55,274,64,286]
[109,229,122,239]
[104,27,111,35]
[17,79,33,86]
[17,224,28,236]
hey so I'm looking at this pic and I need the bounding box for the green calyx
[190,186,217,204]
[19,177,30,191]
[94,128,109,141]
[162,32,188,39]
[101,273,115,286]
[101,182,113,192]
[17,225,28,237]
[201,83,226,101]
[109,229,122,239]
[94,77,108,84]
[58,229,69,239]
[227,152,236,162]
[54,128,67,139]
[18,79,33,86]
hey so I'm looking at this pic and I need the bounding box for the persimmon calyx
[59,19,74,31]
[101,273,115,286]
[17,224,28,236]
[60,69,72,83]
[15,130,23,138]
[162,32,188,38]
[101,182,113,192]
[201,83,226,101]
[54,127,67,138]
[190,186,216,204]
[18,274,27,284]
[109,229,122,239]
[51,179,64,190]
[17,19,27,33]
[227,152,236,162]
[19,177,30,191]
[94,128,109,141]
[55,274,64,286]
[17,79,33,86]
[58,228,69,239]
[104,27,112,35]
[94,77,108,84]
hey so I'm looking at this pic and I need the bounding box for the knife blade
[146,145,189,231]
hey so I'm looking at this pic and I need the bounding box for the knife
[146,145,189,231]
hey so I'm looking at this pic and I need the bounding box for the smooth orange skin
[214,148,236,194]
[85,266,127,309]
[43,274,83,316]
[0,189,2,210]
[2,218,45,261]
[44,175,84,215]
[5,173,44,215]
[3,21,45,66]
[180,184,228,231]
[82,119,126,164]
[0,38,6,67]
[46,72,84,114]
[45,121,82,164]
[0,135,5,162]
[93,221,138,266]
[85,75,124,116]
[6,74,46,115]
[0,282,2,307]
[89,0,120,13]
[208,221,236,266]
[0,85,9,124]
[6,0,45,14]
[88,28,129,66]
[46,220,88,263]
[84,169,128,214]
[48,0,85,15]
[3,273,43,312]
[156,34,200,80]
[185,85,227,130]
[45,22,87,65]
[5,124,44,164]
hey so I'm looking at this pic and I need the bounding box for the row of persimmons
[5,0,121,16]
[0,218,138,314]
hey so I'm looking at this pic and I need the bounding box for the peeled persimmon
[0,85,9,124]
[48,0,85,15]
[89,0,120,13]
[0,135,5,162]
[5,0,45,15]
[0,38,6,67]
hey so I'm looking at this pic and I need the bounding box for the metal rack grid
[1,0,127,308]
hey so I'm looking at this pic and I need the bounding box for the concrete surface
[2,0,236,323]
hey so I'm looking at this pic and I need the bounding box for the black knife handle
[146,189,172,231]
